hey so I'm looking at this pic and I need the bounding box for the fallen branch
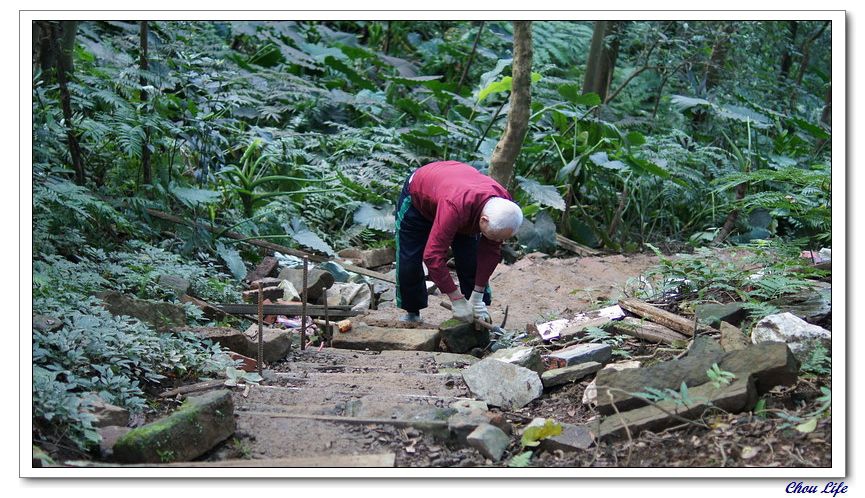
[144,208,395,284]
[556,233,600,256]
[618,298,703,337]
[610,317,690,345]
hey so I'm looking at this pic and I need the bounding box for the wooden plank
[64,453,396,468]
[618,298,704,337]
[556,233,600,256]
[216,303,357,318]
[609,317,690,345]
[145,208,395,284]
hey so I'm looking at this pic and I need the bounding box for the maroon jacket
[408,161,512,295]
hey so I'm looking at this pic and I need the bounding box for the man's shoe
[400,312,422,323]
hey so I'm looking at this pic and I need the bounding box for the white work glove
[451,297,473,323]
[469,291,491,323]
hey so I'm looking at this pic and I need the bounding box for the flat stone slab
[462,358,543,410]
[596,342,798,415]
[582,360,642,406]
[544,343,612,369]
[242,326,294,362]
[599,375,757,440]
[488,346,544,374]
[331,325,440,351]
[541,361,603,388]
[112,390,236,463]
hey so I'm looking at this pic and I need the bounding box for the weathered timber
[618,298,706,337]
[556,233,600,256]
[610,317,689,345]
[216,303,357,318]
[144,208,395,284]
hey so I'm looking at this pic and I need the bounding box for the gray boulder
[752,312,831,362]
[488,346,544,374]
[462,358,543,410]
[466,423,510,461]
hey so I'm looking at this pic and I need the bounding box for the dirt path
[366,253,659,332]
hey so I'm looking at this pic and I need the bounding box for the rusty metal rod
[324,287,330,346]
[300,256,309,350]
[257,281,264,376]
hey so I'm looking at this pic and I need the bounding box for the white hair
[482,197,523,233]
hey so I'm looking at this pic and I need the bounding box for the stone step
[331,325,441,351]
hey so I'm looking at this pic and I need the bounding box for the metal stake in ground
[323,288,330,345]
[300,256,309,350]
[257,281,264,376]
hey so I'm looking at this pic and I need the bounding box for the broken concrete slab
[544,343,612,369]
[720,321,749,352]
[488,346,544,374]
[595,342,798,415]
[751,312,831,362]
[331,324,440,352]
[598,375,757,440]
[462,358,543,410]
[695,302,747,328]
[439,319,490,354]
[100,292,186,331]
[522,418,595,452]
[467,423,510,462]
[112,390,236,463]
[582,360,642,406]
[541,361,603,388]
[277,268,334,301]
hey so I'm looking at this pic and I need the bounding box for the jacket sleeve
[474,235,502,289]
[423,200,460,295]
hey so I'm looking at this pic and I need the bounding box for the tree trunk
[33,21,57,76]
[140,21,152,185]
[779,21,798,80]
[704,23,735,92]
[583,21,621,102]
[53,21,85,185]
[488,21,533,189]
[821,84,832,126]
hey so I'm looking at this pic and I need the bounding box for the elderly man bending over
[394,161,523,323]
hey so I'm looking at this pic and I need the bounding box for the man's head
[479,197,523,242]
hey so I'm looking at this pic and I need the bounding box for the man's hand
[450,297,473,322]
[469,290,491,323]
